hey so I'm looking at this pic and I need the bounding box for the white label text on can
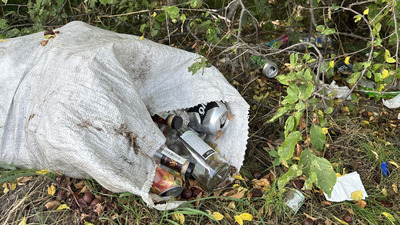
[161,148,186,165]
[180,131,215,159]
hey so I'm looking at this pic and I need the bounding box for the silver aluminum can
[284,188,305,214]
[262,60,279,78]
[187,101,229,135]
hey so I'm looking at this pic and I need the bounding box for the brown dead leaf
[17,176,33,185]
[312,113,319,124]
[93,203,104,217]
[80,185,89,194]
[228,188,247,200]
[74,181,85,189]
[296,144,303,157]
[252,179,270,192]
[304,213,318,221]
[45,200,61,210]
[321,201,332,206]
[355,200,367,208]
[40,40,48,46]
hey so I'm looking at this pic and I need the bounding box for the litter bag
[0,21,249,210]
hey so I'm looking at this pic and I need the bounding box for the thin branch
[331,6,375,117]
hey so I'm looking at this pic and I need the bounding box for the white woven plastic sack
[0,21,249,210]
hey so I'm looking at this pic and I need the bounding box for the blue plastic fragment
[381,162,389,176]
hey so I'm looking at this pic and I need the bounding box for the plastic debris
[324,172,368,202]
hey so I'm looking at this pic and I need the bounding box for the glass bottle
[153,145,194,178]
[166,128,231,191]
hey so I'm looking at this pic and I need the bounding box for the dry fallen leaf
[228,187,247,199]
[321,201,332,206]
[18,217,27,225]
[355,200,367,208]
[211,212,224,221]
[252,178,270,192]
[40,40,49,46]
[17,176,33,185]
[48,185,56,196]
[172,213,185,225]
[45,200,61,210]
[93,203,104,217]
[351,190,363,201]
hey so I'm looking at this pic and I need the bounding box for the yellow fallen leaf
[389,161,399,168]
[0,39,7,42]
[234,215,243,225]
[56,204,70,210]
[151,12,157,17]
[344,56,350,65]
[239,213,253,221]
[232,175,244,180]
[361,120,370,125]
[211,212,224,221]
[363,8,369,15]
[3,186,9,194]
[333,215,349,225]
[335,173,341,177]
[84,221,94,225]
[382,188,387,196]
[18,217,27,225]
[10,183,16,191]
[393,182,398,194]
[329,61,335,68]
[172,213,185,225]
[322,127,328,134]
[351,190,363,201]
[139,35,145,40]
[381,212,396,225]
[44,34,55,39]
[36,169,49,175]
[228,201,236,209]
[371,150,379,160]
[48,185,56,196]
[382,69,389,79]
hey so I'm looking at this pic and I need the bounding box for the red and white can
[151,166,183,198]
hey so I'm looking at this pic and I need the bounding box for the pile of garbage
[0,21,250,210]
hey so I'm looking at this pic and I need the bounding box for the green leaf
[295,101,305,111]
[268,107,289,123]
[278,131,302,160]
[310,156,337,196]
[299,148,314,175]
[316,25,325,33]
[284,116,295,138]
[190,0,202,8]
[324,107,333,114]
[347,72,361,84]
[166,6,180,19]
[0,19,8,30]
[303,69,313,81]
[310,124,325,151]
[332,3,339,11]
[293,111,303,128]
[305,82,314,99]
[278,164,302,191]
[354,15,362,23]
[386,57,396,63]
[180,14,186,23]
[322,28,336,35]
[276,74,288,85]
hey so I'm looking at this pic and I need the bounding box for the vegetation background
[0,0,399,224]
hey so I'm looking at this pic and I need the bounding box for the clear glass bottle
[153,145,194,178]
[166,128,231,191]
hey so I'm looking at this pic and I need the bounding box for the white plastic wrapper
[0,21,249,210]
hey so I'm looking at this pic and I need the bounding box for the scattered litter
[383,93,400,109]
[327,81,352,100]
[284,188,305,214]
[324,172,368,202]
[381,162,390,177]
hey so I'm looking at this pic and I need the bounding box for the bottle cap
[168,115,183,130]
